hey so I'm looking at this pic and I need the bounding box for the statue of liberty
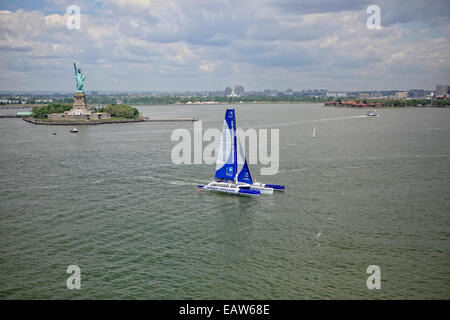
[73,63,85,92]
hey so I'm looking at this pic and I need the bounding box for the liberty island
[47,63,111,121]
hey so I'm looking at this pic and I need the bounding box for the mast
[233,109,238,184]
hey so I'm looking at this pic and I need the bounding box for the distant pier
[0,105,33,109]
[0,114,31,118]
[144,117,198,122]
[21,116,198,125]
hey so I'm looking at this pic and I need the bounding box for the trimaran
[198,109,285,196]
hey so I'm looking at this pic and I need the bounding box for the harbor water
[0,104,449,299]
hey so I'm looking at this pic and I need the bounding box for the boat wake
[141,174,207,186]
[277,168,307,173]
[167,180,202,186]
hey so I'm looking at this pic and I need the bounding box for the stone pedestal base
[47,91,111,121]
[73,92,88,112]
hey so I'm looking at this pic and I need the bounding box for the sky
[0,0,449,92]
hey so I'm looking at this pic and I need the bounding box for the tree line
[31,103,140,119]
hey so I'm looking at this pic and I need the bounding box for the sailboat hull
[199,182,260,196]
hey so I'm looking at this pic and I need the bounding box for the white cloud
[0,0,449,91]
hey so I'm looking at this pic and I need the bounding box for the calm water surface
[0,104,449,299]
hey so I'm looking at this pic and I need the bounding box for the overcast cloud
[0,0,449,91]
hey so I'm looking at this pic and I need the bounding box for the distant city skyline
[0,0,449,91]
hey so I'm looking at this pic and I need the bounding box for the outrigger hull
[253,182,285,191]
[249,185,273,195]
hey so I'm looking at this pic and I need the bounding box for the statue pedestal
[48,90,111,121]
[73,92,88,112]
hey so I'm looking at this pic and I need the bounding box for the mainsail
[214,109,237,181]
[214,108,254,185]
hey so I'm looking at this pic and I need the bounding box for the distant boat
[70,127,78,133]
[312,127,316,138]
[367,109,378,117]
[53,132,56,135]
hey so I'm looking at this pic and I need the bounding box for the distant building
[326,92,347,98]
[371,92,383,98]
[408,89,425,99]
[395,91,408,99]
[359,93,371,99]
[91,91,98,96]
[234,85,244,96]
[224,87,233,96]
[17,111,32,117]
[435,85,449,96]
[228,89,238,97]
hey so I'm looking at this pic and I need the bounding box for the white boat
[312,126,316,138]
[199,181,260,196]
[198,109,285,196]
[367,109,378,116]
[70,127,78,133]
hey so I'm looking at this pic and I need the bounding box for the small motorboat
[367,109,378,117]
[70,127,78,133]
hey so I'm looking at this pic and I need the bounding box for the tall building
[408,89,425,98]
[224,87,233,96]
[234,85,244,96]
[435,85,449,96]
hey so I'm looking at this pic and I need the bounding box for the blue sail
[237,158,253,184]
[214,109,237,181]
[236,126,254,185]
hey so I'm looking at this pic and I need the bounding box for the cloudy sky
[0,0,449,92]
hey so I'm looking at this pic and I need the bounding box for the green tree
[100,104,140,118]
[32,103,73,118]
